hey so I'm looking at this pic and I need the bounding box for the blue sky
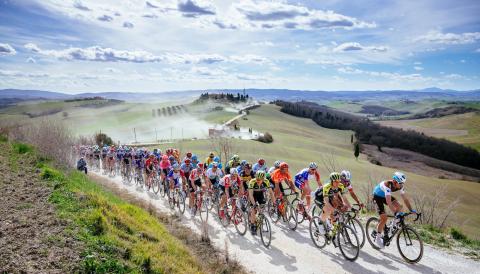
[0,0,479,93]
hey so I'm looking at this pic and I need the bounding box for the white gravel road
[91,171,479,274]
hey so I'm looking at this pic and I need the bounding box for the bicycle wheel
[337,225,360,261]
[161,179,167,198]
[178,191,186,214]
[234,210,247,236]
[200,199,209,222]
[219,204,230,227]
[168,190,175,209]
[291,198,305,224]
[259,215,272,248]
[311,204,323,217]
[152,178,160,194]
[397,225,423,263]
[286,204,297,230]
[348,218,366,248]
[267,200,280,223]
[365,217,381,250]
[309,216,328,248]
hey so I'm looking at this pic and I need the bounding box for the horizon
[1,1,480,93]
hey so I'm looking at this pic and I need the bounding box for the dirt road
[92,171,479,274]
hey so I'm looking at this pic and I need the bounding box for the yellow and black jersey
[248,179,271,191]
[322,182,346,197]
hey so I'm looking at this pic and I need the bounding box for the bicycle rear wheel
[348,218,365,248]
[200,199,209,222]
[397,225,423,263]
[259,215,272,248]
[365,217,381,250]
[177,191,186,214]
[286,204,297,230]
[268,200,280,223]
[309,216,328,248]
[337,225,360,261]
[152,178,160,194]
[168,190,175,209]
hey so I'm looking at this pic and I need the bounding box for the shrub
[257,132,273,143]
[0,134,7,143]
[40,166,64,181]
[450,228,467,241]
[12,142,33,154]
[95,132,113,146]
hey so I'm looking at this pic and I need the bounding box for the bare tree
[319,150,339,174]
[209,136,236,166]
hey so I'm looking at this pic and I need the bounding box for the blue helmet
[213,156,220,162]
[192,154,198,161]
[393,171,406,184]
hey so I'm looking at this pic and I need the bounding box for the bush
[0,134,7,143]
[257,132,273,143]
[450,228,467,241]
[95,133,113,146]
[12,142,33,154]
[40,166,64,181]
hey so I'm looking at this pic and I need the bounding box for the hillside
[408,106,477,119]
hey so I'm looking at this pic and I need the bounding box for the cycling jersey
[248,178,271,190]
[294,168,320,189]
[159,159,170,170]
[341,178,353,190]
[322,182,346,197]
[180,162,194,173]
[373,180,404,198]
[208,162,223,169]
[270,169,291,184]
[206,167,223,180]
[189,169,204,182]
[252,163,268,173]
[221,174,242,188]
[205,156,215,166]
[145,158,158,170]
[240,170,255,183]
[167,169,185,180]
[268,166,277,174]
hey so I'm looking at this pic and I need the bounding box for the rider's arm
[348,188,362,205]
[248,189,255,205]
[400,191,413,212]
[385,194,398,213]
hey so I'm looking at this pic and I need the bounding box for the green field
[150,104,480,239]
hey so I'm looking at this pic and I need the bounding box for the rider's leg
[303,184,312,210]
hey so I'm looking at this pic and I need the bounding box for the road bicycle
[268,189,298,230]
[168,178,186,214]
[217,189,248,235]
[191,189,209,222]
[366,212,423,263]
[250,202,272,248]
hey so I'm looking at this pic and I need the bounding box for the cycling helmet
[256,170,266,179]
[279,162,289,169]
[230,168,238,175]
[162,155,168,161]
[309,162,318,169]
[274,160,281,168]
[149,153,155,158]
[172,163,180,170]
[329,172,341,182]
[240,160,247,166]
[192,154,198,161]
[197,163,204,169]
[153,148,158,153]
[340,170,351,181]
[258,158,265,165]
[232,154,239,161]
[209,152,214,157]
[212,162,218,168]
[393,171,406,184]
[213,156,220,162]
[186,152,192,158]
[185,158,191,163]
[244,163,251,169]
[168,155,175,161]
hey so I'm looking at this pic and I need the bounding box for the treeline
[64,96,105,102]
[198,92,249,103]
[152,105,187,117]
[275,100,480,170]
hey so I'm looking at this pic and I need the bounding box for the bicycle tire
[267,200,280,223]
[200,199,209,222]
[337,225,360,261]
[365,217,381,250]
[286,204,297,230]
[234,210,247,236]
[309,216,328,248]
[259,215,272,248]
[291,198,305,224]
[397,225,423,264]
[178,191,186,214]
[152,178,160,194]
[348,218,366,248]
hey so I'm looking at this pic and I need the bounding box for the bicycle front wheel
[286,204,297,230]
[200,199,209,222]
[337,225,360,261]
[234,210,247,236]
[178,191,186,214]
[397,225,423,264]
[152,178,160,194]
[259,215,272,248]
[268,200,280,223]
[291,198,305,224]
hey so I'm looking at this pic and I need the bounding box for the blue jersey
[373,180,405,198]
[294,168,310,183]
[252,163,268,173]
[181,162,194,173]
[208,162,223,169]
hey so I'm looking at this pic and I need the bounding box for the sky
[0,0,479,93]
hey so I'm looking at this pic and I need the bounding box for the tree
[354,142,360,160]
[351,134,354,143]
[95,132,113,146]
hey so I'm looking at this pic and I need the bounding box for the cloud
[414,66,423,71]
[123,21,134,28]
[338,66,433,82]
[251,41,275,47]
[26,57,36,63]
[416,30,480,45]
[0,43,16,55]
[24,43,270,65]
[0,69,49,78]
[146,1,159,9]
[178,0,216,17]
[73,0,90,11]
[98,15,114,22]
[475,48,480,53]
[333,42,387,52]
[212,1,375,30]
[414,61,422,65]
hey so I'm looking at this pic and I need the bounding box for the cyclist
[247,170,274,235]
[239,163,255,193]
[208,156,223,169]
[268,160,281,174]
[180,158,194,185]
[252,158,268,173]
[294,162,322,211]
[191,154,199,168]
[168,155,177,166]
[168,163,186,193]
[373,171,416,249]
[205,152,215,166]
[236,160,248,174]
[145,153,158,187]
[122,147,133,176]
[107,147,116,172]
[319,172,350,232]
[270,162,297,198]
[159,154,171,179]
[218,168,243,219]
[101,145,108,169]
[188,163,205,215]
[93,145,101,168]
[225,154,241,174]
[153,148,161,160]
[340,170,364,208]
[205,162,223,189]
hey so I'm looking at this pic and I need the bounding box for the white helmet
[340,170,351,181]
[393,171,406,184]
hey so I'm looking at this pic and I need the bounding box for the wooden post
[134,128,137,143]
